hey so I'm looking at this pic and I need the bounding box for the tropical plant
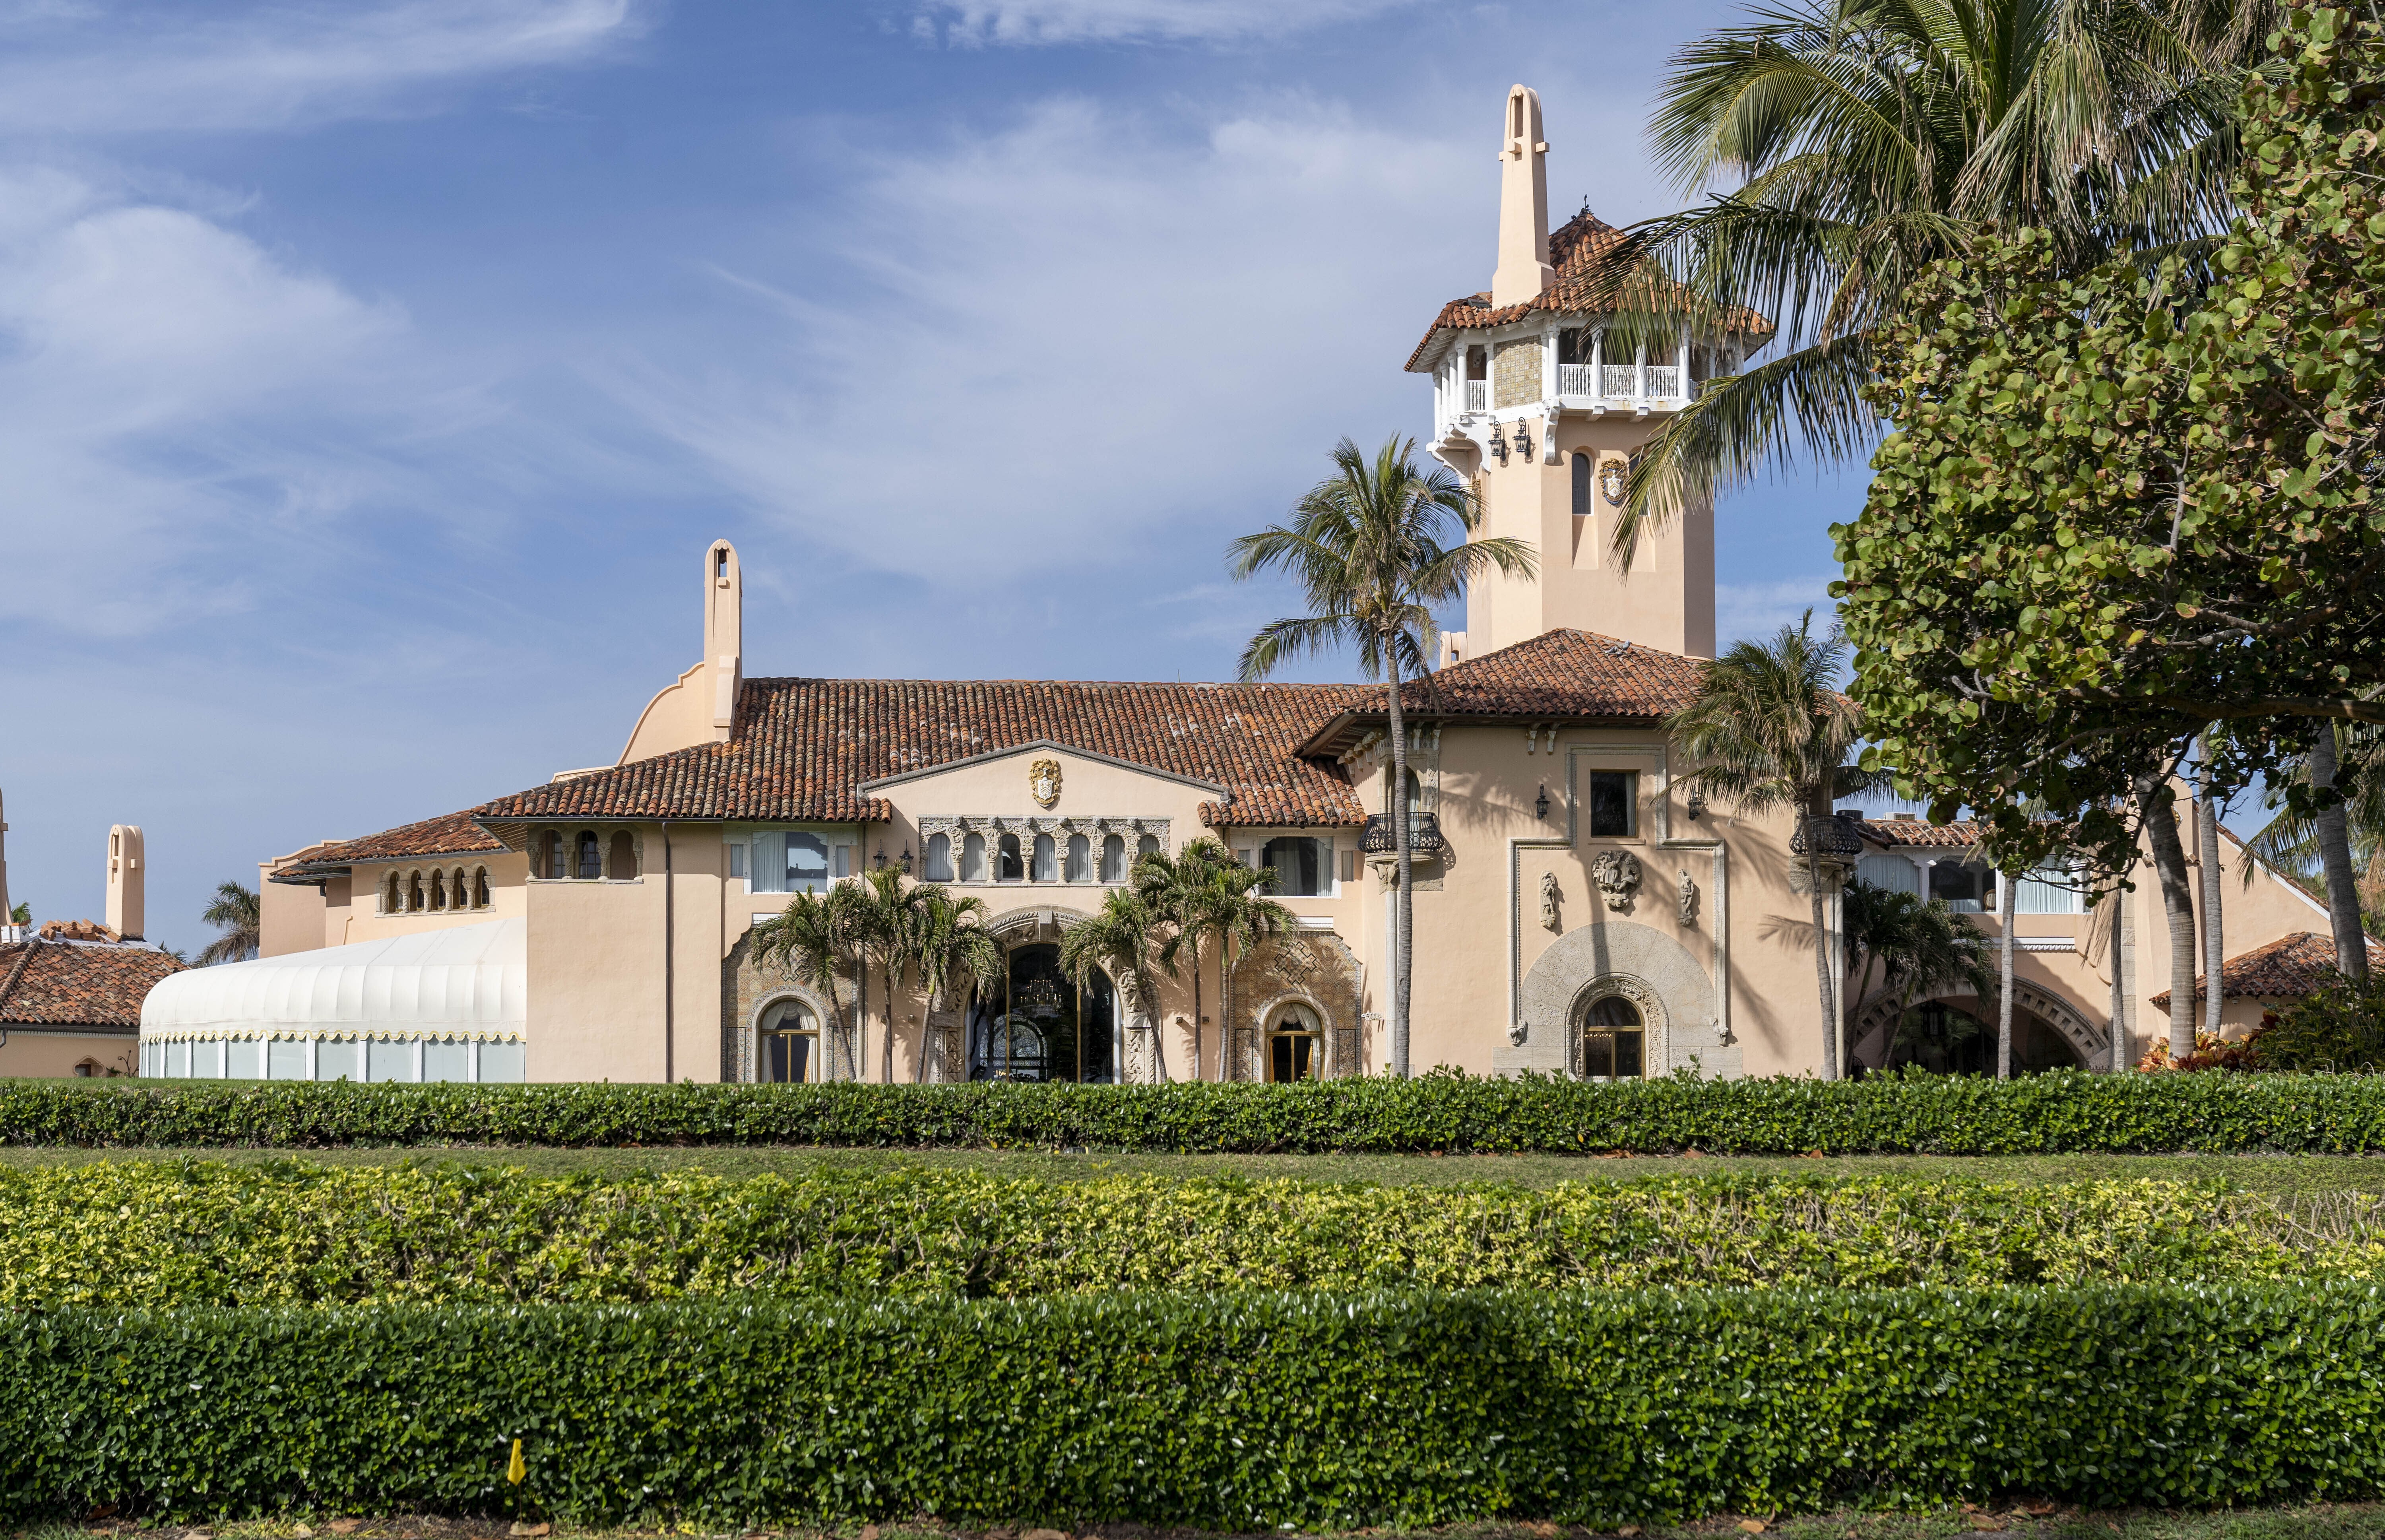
[751,886,870,1081]
[909,886,1006,1084]
[1604,0,2267,561]
[1670,611,1886,1077]
[196,881,261,967]
[1057,888,1171,1082]
[1842,880,1995,1071]
[1134,839,1298,1081]
[1228,435,1535,1077]
[846,866,927,1084]
[7,902,26,926]
[2249,722,2384,977]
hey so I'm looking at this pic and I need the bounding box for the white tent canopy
[141,918,525,1042]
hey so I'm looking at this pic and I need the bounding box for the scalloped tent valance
[140,918,525,1040]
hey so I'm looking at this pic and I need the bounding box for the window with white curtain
[924,832,954,882]
[1099,834,1127,882]
[750,831,838,894]
[2007,865,2084,914]
[1855,855,1918,894]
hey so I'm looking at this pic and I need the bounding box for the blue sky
[0,0,1870,955]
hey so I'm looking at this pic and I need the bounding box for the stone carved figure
[1677,869,1698,926]
[1028,758,1063,809]
[1509,1016,1528,1046]
[1591,848,1641,912]
[1538,870,1561,932]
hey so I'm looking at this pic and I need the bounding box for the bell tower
[1410,85,1764,664]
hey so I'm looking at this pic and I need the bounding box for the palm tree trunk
[852,955,867,1082]
[1388,645,1413,1079]
[1997,867,2016,1080]
[882,957,898,1084]
[1190,937,1205,1082]
[2137,772,2199,1063]
[1217,937,1232,1082]
[1807,844,1837,1081]
[915,973,939,1085]
[2311,726,2368,983]
[2199,794,2224,1040]
[2110,906,2129,1072]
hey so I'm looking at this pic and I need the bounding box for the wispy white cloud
[1715,576,1840,648]
[607,94,1478,592]
[908,0,1421,46]
[0,0,640,134]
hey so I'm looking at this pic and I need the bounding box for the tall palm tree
[1670,611,1885,1077]
[2249,724,2379,981]
[1603,0,2265,561]
[1995,861,2018,1080]
[1228,436,1535,1077]
[196,881,261,967]
[1188,859,1298,1082]
[1058,887,1171,1082]
[1134,838,1242,1080]
[849,866,927,1085]
[910,886,1006,1084]
[751,885,871,1081]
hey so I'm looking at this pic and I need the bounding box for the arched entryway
[1850,984,2102,1075]
[964,941,1119,1083]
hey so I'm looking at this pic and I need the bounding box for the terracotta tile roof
[270,810,507,881]
[0,940,186,1030]
[1855,818,1984,849]
[2151,931,2385,1010]
[474,677,1377,830]
[1405,210,1773,371]
[1410,629,1709,718]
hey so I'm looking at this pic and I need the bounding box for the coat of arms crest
[1029,757,1063,809]
[1598,459,1628,506]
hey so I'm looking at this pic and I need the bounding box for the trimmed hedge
[17,1068,2385,1152]
[8,1284,2385,1526]
[7,1160,2385,1305]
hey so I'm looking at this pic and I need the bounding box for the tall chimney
[0,785,11,930]
[106,824,144,941]
[704,541,743,743]
[1490,85,1554,308]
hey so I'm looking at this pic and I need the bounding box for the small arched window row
[532,828,644,882]
[919,824,1165,886]
[380,864,497,915]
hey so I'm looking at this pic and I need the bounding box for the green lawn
[30,1506,2385,1539]
[6,1142,2385,1193]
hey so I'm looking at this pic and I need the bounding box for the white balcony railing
[1463,379,1488,413]
[1557,363,1595,396]
[1645,365,1682,399]
[1600,364,1638,398]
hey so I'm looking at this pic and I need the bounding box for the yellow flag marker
[507,1439,526,1485]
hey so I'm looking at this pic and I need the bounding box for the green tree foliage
[1057,887,1172,1081]
[1607,0,2265,561]
[1841,880,1997,1069]
[195,881,260,967]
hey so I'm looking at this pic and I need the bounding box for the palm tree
[751,885,872,1081]
[1057,888,1171,1082]
[908,884,1005,1084]
[1602,0,2265,561]
[849,866,924,1085]
[1670,611,1885,1077]
[1995,861,2018,1080]
[8,902,28,927]
[196,881,261,966]
[1189,860,1298,1082]
[1134,839,1241,1079]
[2249,724,2379,982]
[1841,880,1994,1067]
[1228,435,1536,1076]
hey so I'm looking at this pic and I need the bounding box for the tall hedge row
[19,1069,2385,1152]
[8,1160,2385,1305]
[7,1284,2384,1526]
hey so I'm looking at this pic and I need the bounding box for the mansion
[138,85,2333,1085]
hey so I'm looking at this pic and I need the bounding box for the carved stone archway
[1849,978,2110,1072]
[1501,919,1737,1079]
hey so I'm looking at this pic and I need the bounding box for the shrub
[8,1284,2385,1526]
[2253,979,2385,1072]
[24,1068,2385,1152]
[6,1161,2384,1305]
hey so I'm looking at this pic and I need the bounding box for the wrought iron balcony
[1361,813,1446,857]
[1790,811,1867,859]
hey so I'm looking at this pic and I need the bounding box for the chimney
[0,784,11,931]
[704,541,743,743]
[1490,85,1554,308]
[105,824,144,941]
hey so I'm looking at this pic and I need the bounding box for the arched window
[1136,833,1161,863]
[473,868,491,908]
[1031,833,1057,882]
[452,869,467,909]
[1270,1004,1322,1082]
[1064,833,1090,882]
[758,998,821,1084]
[1578,995,1646,1080]
[407,871,425,912]
[539,832,566,880]
[576,832,602,880]
[961,832,987,883]
[998,833,1023,882]
[1100,834,1126,883]
[608,831,636,881]
[924,833,954,882]
[429,871,447,911]
[383,873,400,914]
[1571,451,1591,520]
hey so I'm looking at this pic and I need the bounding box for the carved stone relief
[1539,870,1562,932]
[1592,848,1642,912]
[1677,869,1698,926]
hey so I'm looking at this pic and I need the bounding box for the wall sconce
[1514,421,1534,460]
[900,847,914,874]
[1534,784,1550,820]
[1488,421,1509,465]
[1687,788,1708,820]
[873,847,887,869]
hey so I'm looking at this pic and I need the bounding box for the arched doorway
[758,996,825,1084]
[1863,995,2088,1075]
[965,941,1118,1083]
